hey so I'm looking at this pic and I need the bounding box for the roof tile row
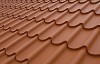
[0,1,100,13]
[0,28,100,64]
[1,0,100,3]
[0,0,100,64]
[0,8,100,28]
[0,17,100,55]
[0,50,27,64]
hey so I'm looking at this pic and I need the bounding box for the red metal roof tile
[0,1,100,28]
[1,0,100,3]
[0,50,28,64]
[1,1,100,13]
[0,28,100,64]
[0,17,100,55]
[0,10,100,28]
[0,0,100,64]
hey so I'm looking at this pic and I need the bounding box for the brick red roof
[0,0,100,64]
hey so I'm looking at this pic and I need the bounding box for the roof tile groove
[0,28,100,64]
[0,18,100,55]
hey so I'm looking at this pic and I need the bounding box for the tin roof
[0,0,100,64]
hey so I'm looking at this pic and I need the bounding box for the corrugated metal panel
[0,0,100,64]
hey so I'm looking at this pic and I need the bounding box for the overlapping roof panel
[0,17,100,55]
[0,28,100,64]
[1,1,100,12]
[0,0,100,64]
[0,1,100,28]
[1,0,100,3]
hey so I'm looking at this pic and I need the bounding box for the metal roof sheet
[0,0,100,64]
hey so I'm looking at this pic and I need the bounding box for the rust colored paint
[0,0,100,64]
